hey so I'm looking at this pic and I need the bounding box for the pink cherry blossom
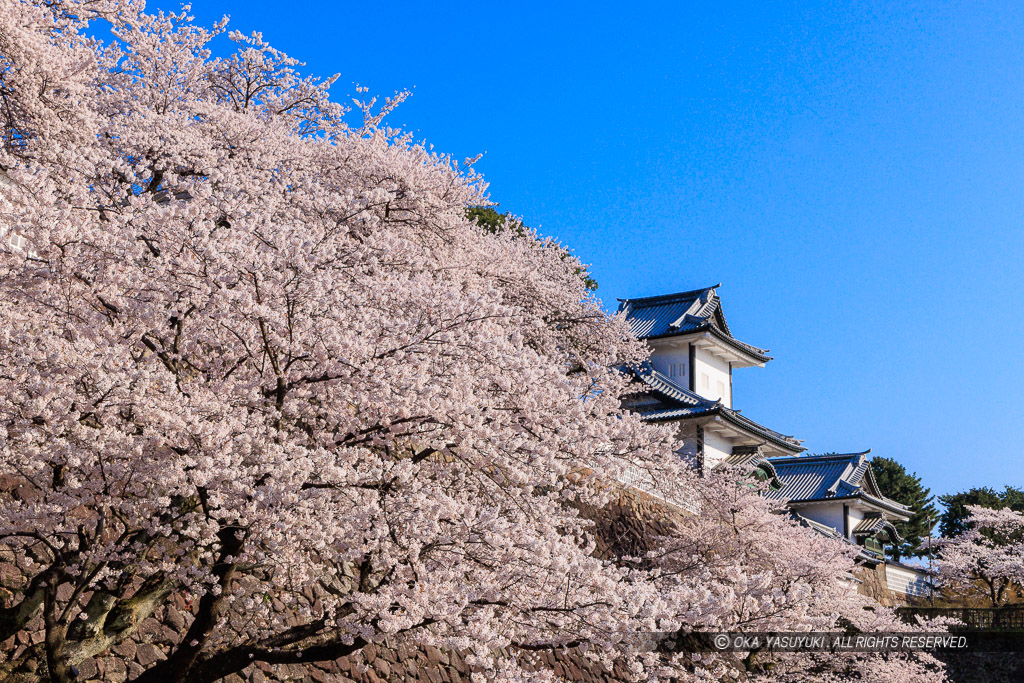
[937,505,1024,607]
[0,2,947,681]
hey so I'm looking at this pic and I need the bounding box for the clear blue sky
[187,1,1024,500]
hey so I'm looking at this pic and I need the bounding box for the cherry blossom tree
[0,2,699,680]
[0,1,947,681]
[621,469,944,682]
[937,505,1024,607]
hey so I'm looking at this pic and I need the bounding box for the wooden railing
[897,607,1024,631]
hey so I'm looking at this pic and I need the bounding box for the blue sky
[186,1,1024,500]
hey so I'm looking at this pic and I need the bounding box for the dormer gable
[765,451,913,522]
[617,285,771,368]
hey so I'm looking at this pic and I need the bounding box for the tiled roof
[633,365,714,409]
[628,364,804,453]
[631,365,718,417]
[764,452,912,518]
[719,446,782,488]
[852,515,904,544]
[616,285,771,362]
[792,513,885,563]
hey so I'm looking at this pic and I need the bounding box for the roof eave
[639,406,717,423]
[645,326,772,364]
[786,493,912,519]
[714,410,805,454]
[857,493,913,520]
[638,408,803,456]
[705,326,773,363]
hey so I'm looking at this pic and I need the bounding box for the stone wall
[222,642,630,683]
[853,562,910,608]
[1,487,678,683]
[4,611,630,683]
[4,486,917,682]
[575,486,687,560]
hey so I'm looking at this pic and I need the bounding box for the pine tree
[871,456,938,561]
[939,486,1024,538]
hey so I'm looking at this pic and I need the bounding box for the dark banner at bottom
[639,632,1024,653]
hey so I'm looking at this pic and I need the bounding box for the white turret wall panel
[885,564,931,597]
[846,506,865,540]
[693,349,732,407]
[648,343,691,384]
[702,431,733,469]
[793,503,846,536]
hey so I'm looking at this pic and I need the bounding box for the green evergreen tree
[939,486,1024,538]
[870,456,938,561]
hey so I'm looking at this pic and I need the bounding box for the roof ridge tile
[616,284,720,307]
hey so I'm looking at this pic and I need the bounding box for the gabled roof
[792,513,885,563]
[720,446,782,488]
[852,515,904,545]
[764,451,912,519]
[616,285,771,363]
[626,364,804,454]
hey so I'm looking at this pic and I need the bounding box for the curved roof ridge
[708,296,733,337]
[616,284,721,307]
[768,450,871,463]
[852,516,905,544]
[616,285,771,362]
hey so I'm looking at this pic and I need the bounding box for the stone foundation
[4,487,919,682]
[853,563,910,607]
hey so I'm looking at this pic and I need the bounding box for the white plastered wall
[845,506,865,540]
[702,430,733,468]
[693,349,732,407]
[793,503,846,536]
[649,342,690,384]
